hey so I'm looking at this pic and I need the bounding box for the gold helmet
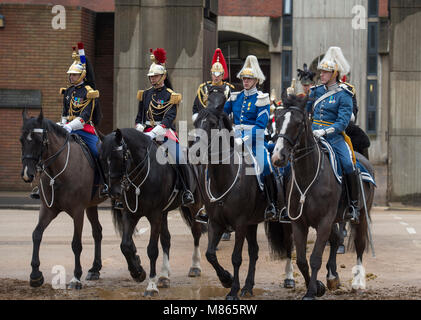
[147,48,167,76]
[318,47,350,80]
[210,48,228,79]
[67,44,86,85]
[237,55,266,85]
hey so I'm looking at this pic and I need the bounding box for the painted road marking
[399,221,409,226]
[137,227,149,235]
[393,216,402,220]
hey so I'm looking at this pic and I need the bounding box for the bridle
[108,138,153,213]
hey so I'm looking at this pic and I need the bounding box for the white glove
[287,87,295,96]
[234,135,249,146]
[192,113,198,123]
[135,123,145,132]
[63,124,72,133]
[313,129,326,138]
[144,131,155,139]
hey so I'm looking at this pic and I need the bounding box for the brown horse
[20,110,105,289]
[271,94,375,300]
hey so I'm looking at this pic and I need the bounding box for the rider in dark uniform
[30,43,108,199]
[134,48,195,207]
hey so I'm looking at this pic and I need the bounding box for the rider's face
[242,77,257,90]
[149,74,162,86]
[320,70,334,85]
[69,73,81,85]
[211,73,223,84]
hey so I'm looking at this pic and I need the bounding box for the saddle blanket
[320,138,376,186]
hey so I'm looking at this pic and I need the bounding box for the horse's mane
[101,128,154,157]
[281,93,309,110]
[196,107,233,132]
[22,116,69,138]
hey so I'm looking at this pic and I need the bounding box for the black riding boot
[94,158,110,198]
[344,170,361,224]
[178,165,195,206]
[30,186,40,200]
[264,174,279,221]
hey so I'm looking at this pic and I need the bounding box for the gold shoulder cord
[68,91,95,123]
[147,93,174,127]
[197,83,208,108]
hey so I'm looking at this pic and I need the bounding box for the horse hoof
[337,245,345,254]
[240,288,253,298]
[220,271,233,288]
[302,295,316,300]
[188,267,201,277]
[226,295,239,300]
[86,271,100,281]
[327,276,341,291]
[157,277,170,288]
[284,279,296,289]
[67,279,83,290]
[29,274,44,288]
[144,290,159,297]
[316,280,326,297]
[131,270,146,283]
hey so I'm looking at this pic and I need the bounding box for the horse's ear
[22,108,29,122]
[115,128,122,144]
[37,109,44,124]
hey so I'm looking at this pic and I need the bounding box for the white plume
[237,55,266,85]
[319,47,350,75]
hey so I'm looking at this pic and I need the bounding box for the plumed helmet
[237,55,266,85]
[318,47,350,77]
[211,48,228,79]
[147,48,167,76]
[297,63,315,85]
[67,43,87,85]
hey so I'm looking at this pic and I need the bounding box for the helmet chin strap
[69,70,86,86]
[152,73,166,88]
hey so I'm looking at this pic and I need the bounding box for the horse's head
[192,86,233,163]
[99,128,131,199]
[20,110,48,182]
[272,93,309,167]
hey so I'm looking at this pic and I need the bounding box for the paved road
[1,207,421,300]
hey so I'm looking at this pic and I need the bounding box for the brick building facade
[0,3,113,191]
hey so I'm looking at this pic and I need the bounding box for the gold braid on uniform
[197,83,209,108]
[68,92,96,124]
[147,93,173,127]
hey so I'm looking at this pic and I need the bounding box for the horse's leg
[188,217,203,278]
[326,223,341,290]
[352,203,369,290]
[240,224,259,298]
[85,206,102,281]
[68,208,84,289]
[144,214,162,297]
[30,205,59,287]
[226,225,247,300]
[120,211,145,282]
[157,211,171,288]
[282,224,295,289]
[292,223,311,290]
[205,219,233,289]
[304,219,333,300]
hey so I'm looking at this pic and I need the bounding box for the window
[367,22,378,75]
[368,0,378,18]
[282,16,292,46]
[366,80,378,133]
[283,0,292,16]
[282,50,292,92]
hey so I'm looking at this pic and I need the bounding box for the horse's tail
[179,206,208,234]
[264,221,292,260]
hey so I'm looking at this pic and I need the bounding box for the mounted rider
[134,48,195,207]
[30,43,108,199]
[306,46,361,224]
[193,48,234,224]
[224,55,288,222]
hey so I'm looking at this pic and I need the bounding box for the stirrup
[113,201,124,211]
[99,184,109,198]
[182,190,194,206]
[346,206,360,225]
[30,186,40,200]
[278,206,291,224]
[264,204,279,221]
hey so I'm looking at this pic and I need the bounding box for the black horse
[191,86,293,300]
[99,128,206,296]
[20,110,105,289]
[271,94,375,300]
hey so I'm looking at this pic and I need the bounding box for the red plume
[341,75,347,83]
[212,48,228,80]
[152,48,167,65]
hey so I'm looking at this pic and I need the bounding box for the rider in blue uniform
[307,47,360,224]
[224,55,288,222]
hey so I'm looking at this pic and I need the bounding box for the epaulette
[59,88,67,95]
[255,92,270,107]
[84,85,100,99]
[230,91,242,102]
[137,90,144,101]
[224,82,235,89]
[169,92,182,105]
[339,82,356,96]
